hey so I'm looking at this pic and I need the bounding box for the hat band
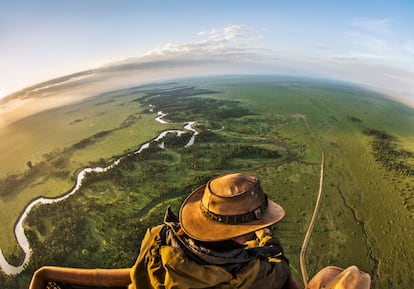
[200,195,269,225]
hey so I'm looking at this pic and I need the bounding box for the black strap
[200,195,269,224]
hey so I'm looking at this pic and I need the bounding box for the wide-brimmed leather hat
[306,266,371,289]
[179,173,286,241]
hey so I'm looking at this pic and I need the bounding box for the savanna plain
[0,76,413,288]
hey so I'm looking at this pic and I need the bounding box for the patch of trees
[169,98,250,122]
[184,143,282,170]
[72,130,112,150]
[120,113,142,127]
[217,144,280,169]
[228,144,281,158]
[137,85,250,122]
[82,168,122,187]
[134,143,163,161]
[0,271,18,289]
[72,138,94,150]
[43,149,63,162]
[133,162,167,187]
[95,99,116,106]
[0,151,74,197]
[363,128,413,176]
[52,157,67,169]
[0,163,45,197]
[141,86,219,103]
[163,132,192,148]
[25,201,96,271]
[88,158,109,168]
[348,116,362,123]
[222,116,287,136]
[363,128,394,141]
[0,174,20,197]
[196,120,223,131]
[82,161,168,190]
[25,195,139,271]
[93,130,111,138]
[196,130,224,142]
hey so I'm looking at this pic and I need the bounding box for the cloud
[347,32,389,53]
[143,25,262,58]
[350,18,392,34]
[197,25,253,41]
[4,23,414,125]
[403,42,414,55]
[338,18,412,66]
[330,52,391,63]
[342,18,395,62]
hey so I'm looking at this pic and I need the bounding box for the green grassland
[204,77,414,287]
[1,76,414,289]
[0,87,176,256]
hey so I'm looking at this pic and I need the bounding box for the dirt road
[296,115,325,286]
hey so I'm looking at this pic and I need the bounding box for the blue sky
[1,0,414,104]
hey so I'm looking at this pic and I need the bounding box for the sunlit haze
[1,0,414,105]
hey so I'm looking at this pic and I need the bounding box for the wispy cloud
[350,18,392,34]
[347,32,389,53]
[143,25,263,58]
[197,25,253,41]
[331,52,392,62]
[332,18,406,65]
[403,42,414,55]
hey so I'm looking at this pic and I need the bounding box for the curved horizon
[1,1,414,105]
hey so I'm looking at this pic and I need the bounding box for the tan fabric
[29,266,131,289]
[306,266,371,289]
[130,225,290,289]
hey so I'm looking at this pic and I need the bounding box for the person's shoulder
[148,224,166,233]
[141,224,167,243]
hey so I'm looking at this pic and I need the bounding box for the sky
[1,0,414,105]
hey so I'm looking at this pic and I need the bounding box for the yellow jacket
[130,210,291,289]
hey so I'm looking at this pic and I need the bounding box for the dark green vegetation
[1,76,414,289]
[363,129,413,176]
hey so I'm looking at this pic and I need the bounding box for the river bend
[0,108,197,275]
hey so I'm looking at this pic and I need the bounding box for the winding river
[0,108,198,275]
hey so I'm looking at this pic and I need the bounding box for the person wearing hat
[130,172,302,289]
[27,172,370,289]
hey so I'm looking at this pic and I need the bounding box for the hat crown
[202,173,266,216]
[209,173,257,197]
[306,266,371,289]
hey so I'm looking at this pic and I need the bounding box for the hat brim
[179,185,286,242]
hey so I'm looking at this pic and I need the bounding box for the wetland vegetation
[1,76,414,289]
